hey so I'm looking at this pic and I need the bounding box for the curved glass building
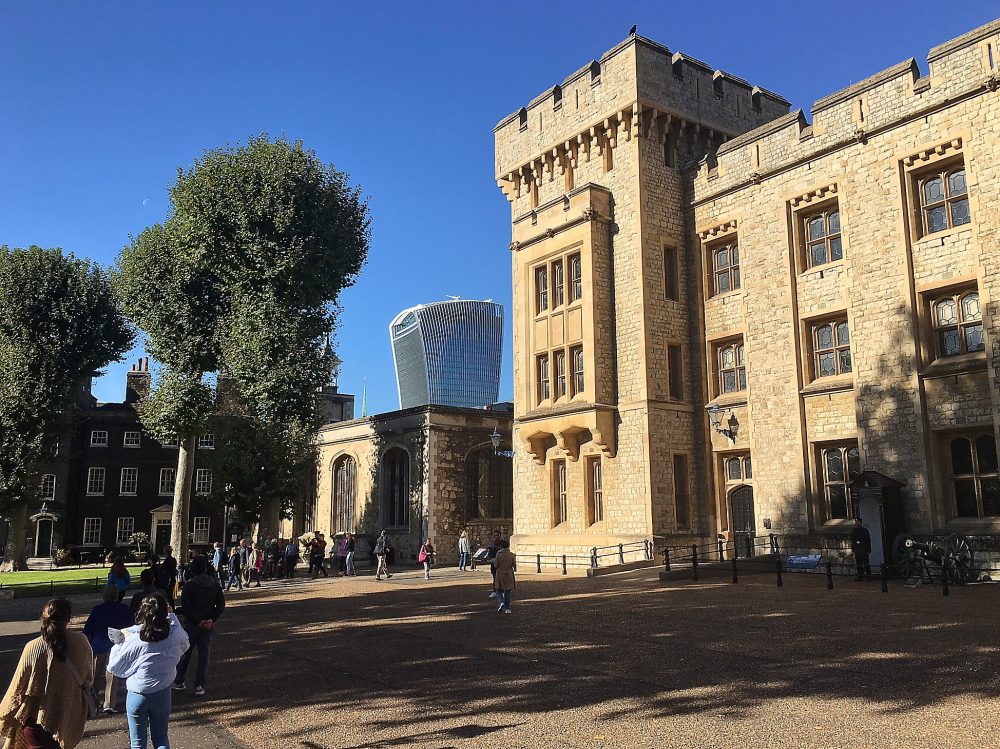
[390,299,504,409]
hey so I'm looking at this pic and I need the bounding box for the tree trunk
[171,434,196,564]
[1,503,29,572]
[256,497,281,547]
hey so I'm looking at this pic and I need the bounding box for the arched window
[381,448,410,529]
[332,456,356,533]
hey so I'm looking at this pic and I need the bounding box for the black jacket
[850,525,872,555]
[177,573,226,624]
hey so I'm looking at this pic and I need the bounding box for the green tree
[115,134,369,560]
[0,246,133,570]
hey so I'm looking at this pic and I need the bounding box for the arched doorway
[34,518,53,558]
[730,485,756,558]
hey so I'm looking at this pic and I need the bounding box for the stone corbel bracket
[790,183,838,209]
[698,219,738,241]
[903,138,963,167]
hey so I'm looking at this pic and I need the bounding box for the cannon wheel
[943,533,975,585]
[891,533,924,580]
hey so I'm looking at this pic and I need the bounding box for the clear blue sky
[2,2,996,414]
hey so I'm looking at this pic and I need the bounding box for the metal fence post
[825,561,833,590]
[618,543,625,565]
[562,554,567,575]
[591,547,598,569]
[691,544,698,582]
[663,546,671,573]
[880,564,888,593]
[731,555,738,584]
[536,554,542,574]
[775,557,783,587]
[769,533,777,554]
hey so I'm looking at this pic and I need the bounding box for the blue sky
[2,2,996,414]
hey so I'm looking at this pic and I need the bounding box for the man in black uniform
[850,517,872,581]
[487,529,504,599]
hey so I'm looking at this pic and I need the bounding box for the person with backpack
[0,598,94,749]
[83,586,134,714]
[418,538,436,580]
[374,530,392,581]
[172,556,225,698]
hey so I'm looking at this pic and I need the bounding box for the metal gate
[731,485,756,558]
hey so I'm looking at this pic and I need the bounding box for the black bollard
[619,543,625,565]
[692,544,699,582]
[880,564,888,593]
[663,546,671,572]
[775,557,783,587]
[591,547,598,569]
[718,539,725,561]
[536,553,541,574]
[942,569,950,597]
[826,561,834,590]
[562,554,567,575]
[731,555,739,584]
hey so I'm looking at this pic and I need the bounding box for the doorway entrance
[154,521,171,555]
[730,485,756,558]
[34,518,53,558]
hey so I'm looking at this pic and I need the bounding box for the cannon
[891,532,976,585]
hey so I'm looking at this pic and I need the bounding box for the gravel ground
[3,567,999,748]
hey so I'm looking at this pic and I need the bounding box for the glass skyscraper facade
[390,299,504,410]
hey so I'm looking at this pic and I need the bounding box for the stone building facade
[313,404,513,564]
[494,20,1000,559]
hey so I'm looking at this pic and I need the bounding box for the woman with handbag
[0,597,95,749]
[107,592,189,749]
[418,539,436,580]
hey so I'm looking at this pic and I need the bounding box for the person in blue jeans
[108,591,190,749]
[225,547,242,592]
[173,557,225,697]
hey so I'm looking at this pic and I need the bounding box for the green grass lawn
[0,565,144,587]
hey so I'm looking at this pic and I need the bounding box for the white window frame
[41,474,56,501]
[159,467,176,496]
[123,431,141,448]
[195,468,213,496]
[82,517,102,546]
[197,433,215,450]
[87,467,105,496]
[193,517,210,544]
[120,467,138,496]
[162,436,179,449]
[90,430,109,447]
[116,517,134,545]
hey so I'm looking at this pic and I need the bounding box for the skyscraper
[390,299,504,409]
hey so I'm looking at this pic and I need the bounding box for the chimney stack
[125,357,151,404]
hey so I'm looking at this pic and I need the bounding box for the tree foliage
[0,246,133,515]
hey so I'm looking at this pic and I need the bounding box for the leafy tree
[115,134,369,560]
[0,246,133,570]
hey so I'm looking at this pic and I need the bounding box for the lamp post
[706,403,739,442]
[490,427,516,459]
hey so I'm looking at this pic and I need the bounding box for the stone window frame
[916,277,987,370]
[721,452,753,485]
[709,239,741,297]
[699,221,740,300]
[585,455,603,527]
[551,459,568,527]
[554,350,567,398]
[808,314,853,380]
[945,431,999,519]
[712,337,747,398]
[568,253,583,303]
[570,345,584,397]
[789,185,841,274]
[119,467,138,496]
[931,287,985,359]
[380,446,411,530]
[663,245,679,302]
[534,265,549,314]
[814,441,862,522]
[536,353,550,405]
[552,258,565,308]
[902,139,970,242]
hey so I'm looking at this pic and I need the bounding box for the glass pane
[825,450,844,481]
[964,324,985,353]
[940,329,961,357]
[982,479,1000,517]
[721,347,735,368]
[828,486,848,519]
[738,368,746,391]
[976,436,998,474]
[732,267,740,289]
[935,298,957,325]
[727,458,742,481]
[722,371,736,393]
[731,245,739,264]
[836,321,850,344]
[717,272,731,294]
[839,349,852,373]
[736,345,745,365]
[828,210,840,233]
[954,479,979,517]
[810,242,827,267]
[819,352,836,377]
[951,437,974,475]
[716,248,729,269]
[926,206,947,233]
[960,293,981,321]
[951,198,970,226]
[829,236,843,262]
[847,447,862,479]
[743,457,752,479]
[815,324,833,350]
[808,216,825,240]
[948,169,967,196]
[923,176,944,204]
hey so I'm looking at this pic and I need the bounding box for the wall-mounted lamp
[706,403,739,442]
[490,427,516,459]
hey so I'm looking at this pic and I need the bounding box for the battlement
[691,18,1000,201]
[494,33,790,184]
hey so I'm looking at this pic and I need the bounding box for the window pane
[736,345,745,365]
[839,349,852,373]
[716,248,729,269]
[721,347,735,368]
[935,299,957,325]
[982,479,1000,517]
[810,242,827,267]
[964,324,985,353]
[923,176,944,204]
[828,486,849,519]
[951,437,974,475]
[818,352,836,377]
[717,272,731,294]
[808,216,825,240]
[828,210,840,233]
[829,236,843,262]
[727,458,742,481]
[836,321,850,345]
[815,324,833,350]
[951,198,971,226]
[731,246,739,264]
[825,450,844,481]
[940,329,962,357]
[732,267,740,289]
[722,371,736,393]
[743,457,752,479]
[976,436,998,474]
[960,293,981,321]
[954,479,979,517]
[926,205,947,233]
[737,368,746,391]
[847,447,862,480]
[948,169,967,196]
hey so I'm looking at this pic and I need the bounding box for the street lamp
[706,403,739,442]
[490,427,516,459]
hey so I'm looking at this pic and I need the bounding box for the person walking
[850,518,873,581]
[0,598,94,749]
[265,538,281,579]
[172,557,225,698]
[486,530,503,599]
[374,530,392,581]
[493,540,516,614]
[419,539,436,580]
[107,558,131,603]
[210,543,224,584]
[336,535,348,576]
[129,569,157,622]
[83,586,134,714]
[237,539,251,589]
[284,539,299,579]
[345,533,357,576]
[107,592,189,749]
[246,545,263,588]
[309,533,328,578]
[225,547,243,592]
[457,530,471,572]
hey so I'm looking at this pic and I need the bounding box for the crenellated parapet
[690,17,1000,203]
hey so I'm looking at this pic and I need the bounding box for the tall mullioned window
[919,165,970,235]
[382,447,410,528]
[41,474,56,501]
[537,355,550,403]
[711,241,740,296]
[804,208,842,268]
[87,467,105,496]
[932,290,984,357]
[195,469,213,496]
[820,443,862,520]
[950,434,999,518]
[552,259,564,307]
[554,350,567,398]
[82,518,101,546]
[588,457,603,525]
[159,467,176,496]
[333,455,357,533]
[570,346,584,395]
[553,460,568,526]
[812,318,852,378]
[120,467,138,496]
[535,266,549,313]
[569,254,583,302]
[717,341,746,394]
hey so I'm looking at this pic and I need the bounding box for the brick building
[494,19,1000,562]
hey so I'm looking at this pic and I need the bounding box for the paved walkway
[3,567,1000,748]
